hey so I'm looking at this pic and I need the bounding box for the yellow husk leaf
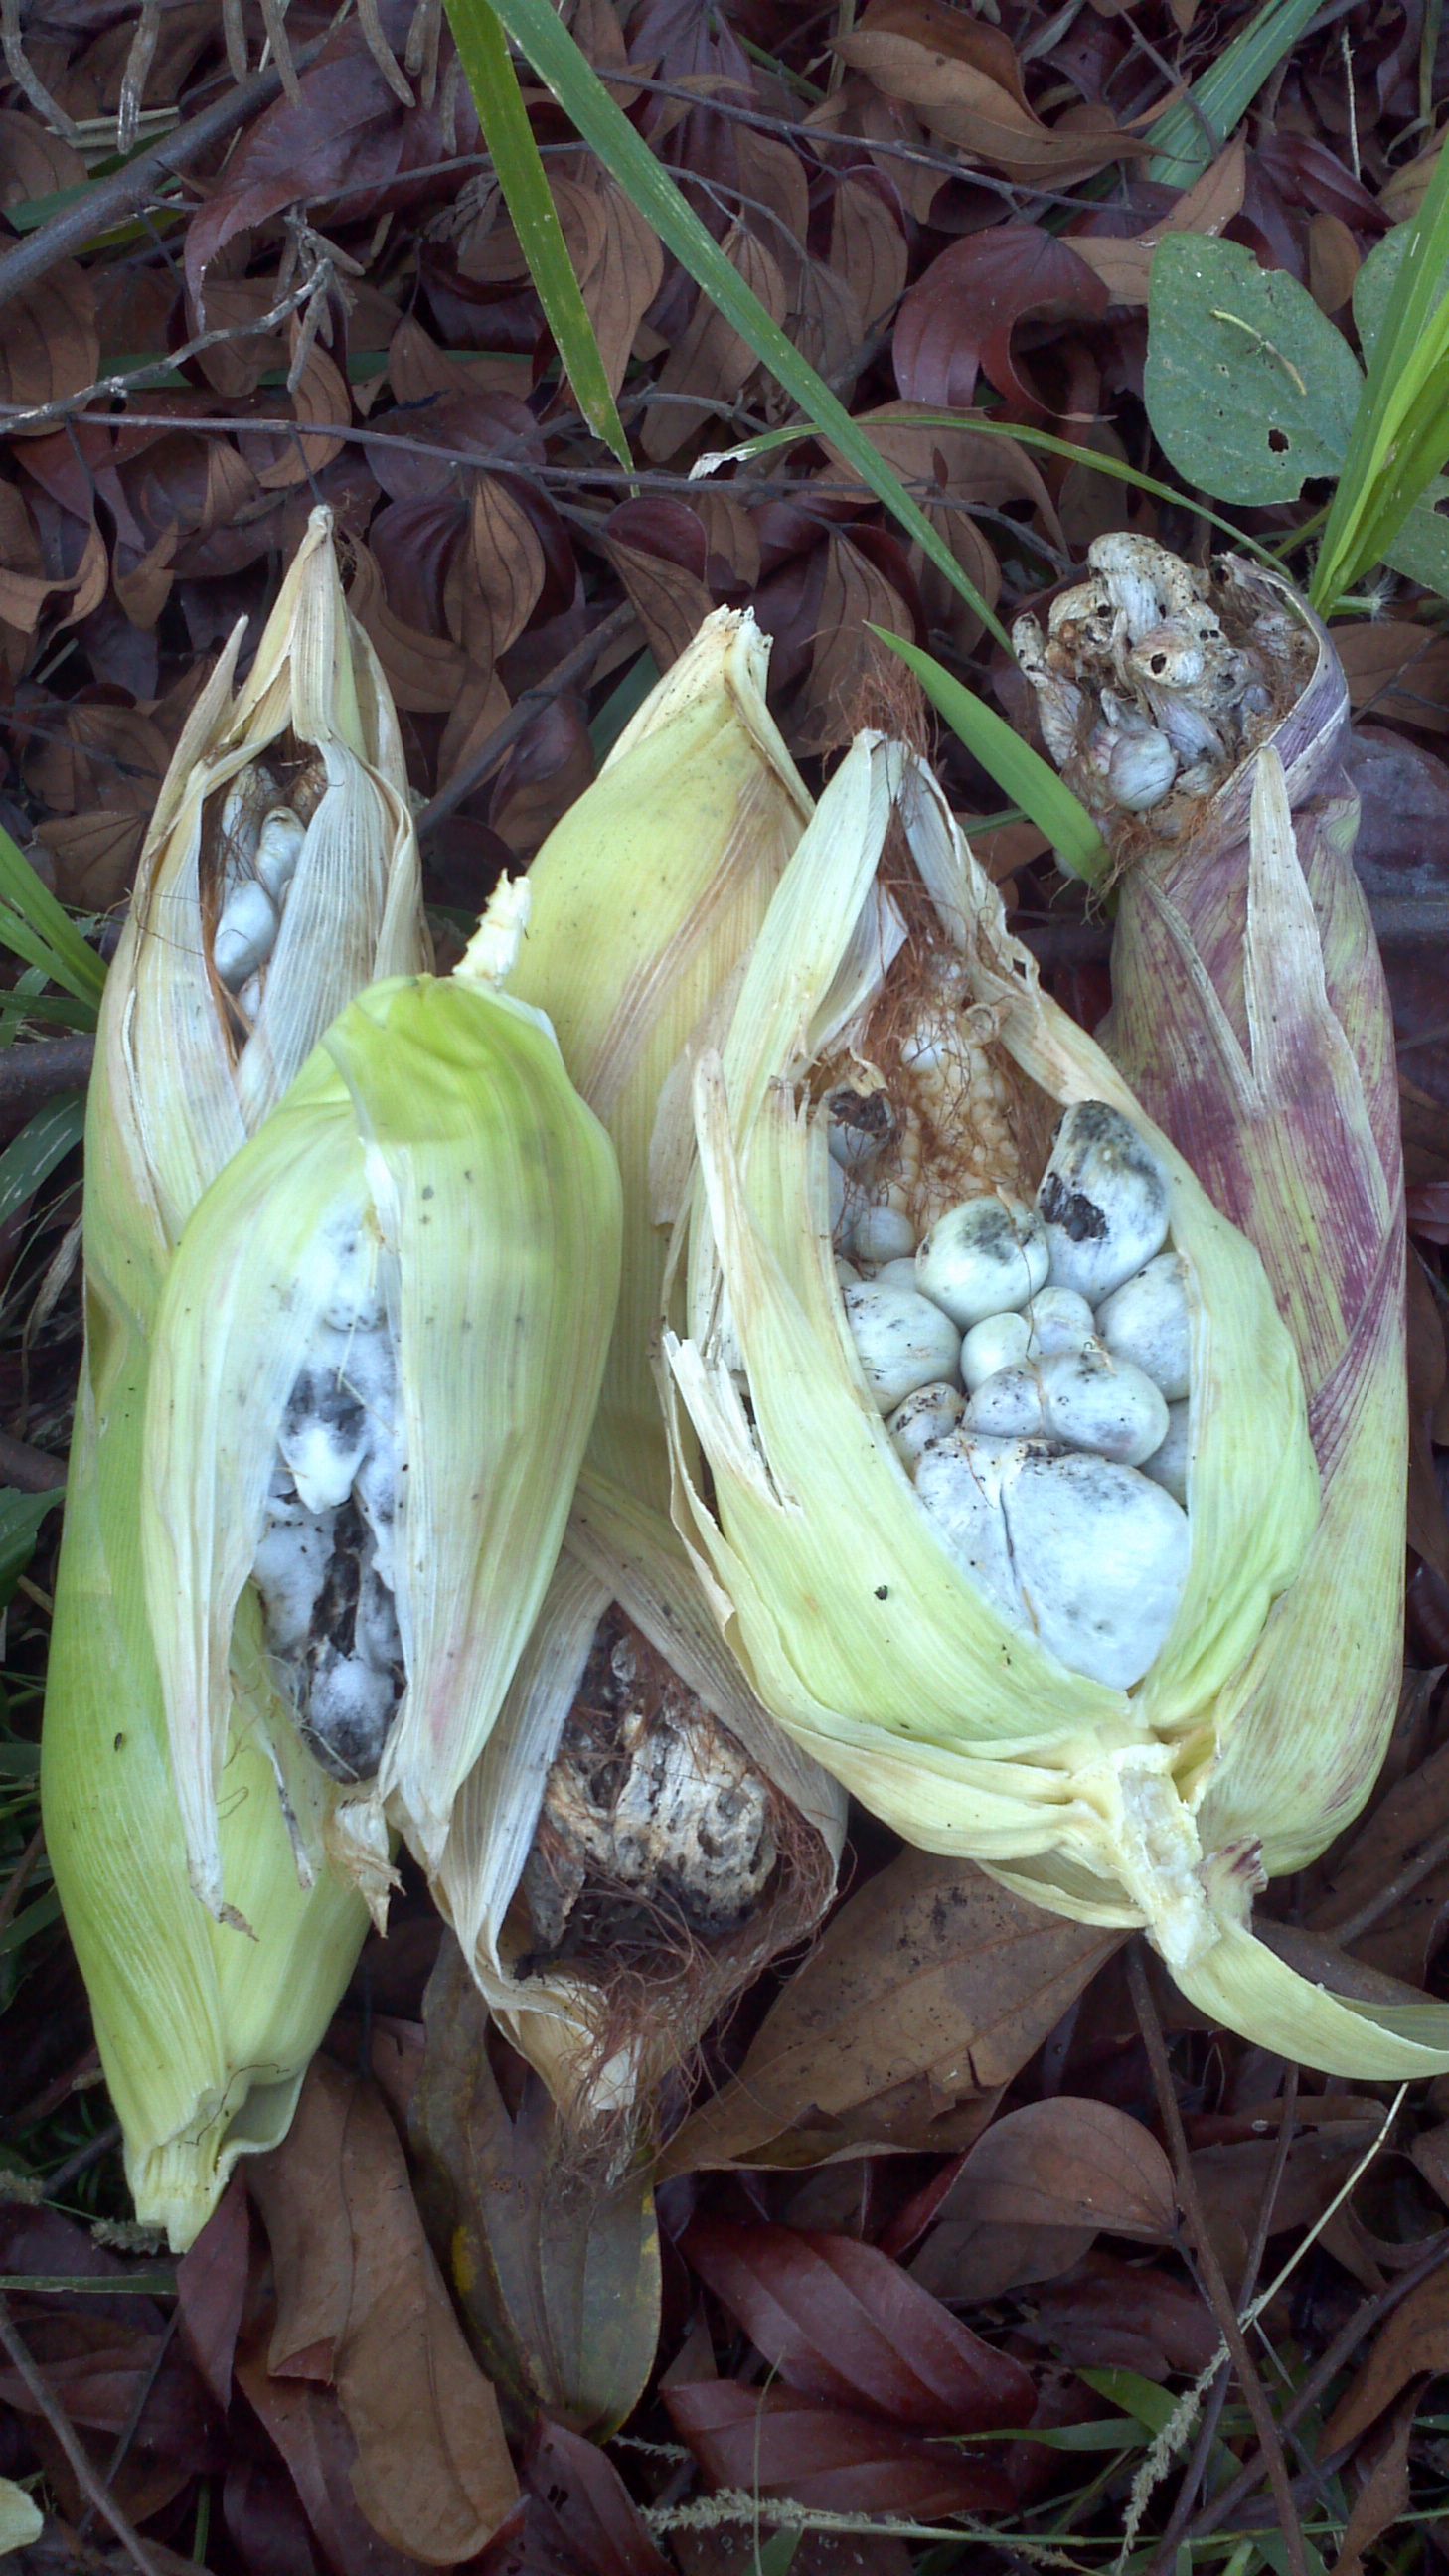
[437,610,847,2094]
[142,933,622,1918]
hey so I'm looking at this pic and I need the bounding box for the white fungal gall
[1143,1400,1191,1508]
[1037,1102,1171,1301]
[1024,1286,1095,1357]
[1096,1252,1191,1403]
[278,1324,396,1513]
[213,879,278,990]
[843,1279,962,1413]
[886,1379,966,1472]
[1003,1447,1191,1690]
[827,1079,897,1170]
[967,1346,1169,1466]
[875,1256,924,1293]
[1106,726,1178,813]
[912,1434,1030,1638]
[848,1202,918,1265]
[254,807,306,902]
[915,1195,1049,1329]
[961,1309,1031,1392]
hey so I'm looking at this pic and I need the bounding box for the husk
[42,509,428,2244]
[1069,563,1445,2073]
[434,611,848,2118]
[662,728,1411,2048]
[142,936,622,1920]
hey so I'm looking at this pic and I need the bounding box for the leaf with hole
[1145,234,1361,506]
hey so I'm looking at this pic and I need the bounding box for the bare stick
[418,598,639,837]
[0,41,326,315]
[0,2293,171,2576]
[1129,1947,1309,2576]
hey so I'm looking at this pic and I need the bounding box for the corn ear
[43,509,428,2244]
[663,729,1365,2034]
[143,893,622,1919]
[434,612,847,2107]
[1064,557,1440,2073]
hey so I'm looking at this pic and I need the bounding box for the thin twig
[0,2293,170,2576]
[1315,1814,1449,1945]
[1188,2224,1449,2542]
[417,598,640,836]
[0,39,327,314]
[0,1826,44,1942]
[1129,1947,1309,2576]
[0,265,335,436]
[1146,2066,1300,2574]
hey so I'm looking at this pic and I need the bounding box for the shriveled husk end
[141,927,622,1923]
[663,731,1332,2010]
[435,613,847,2128]
[1009,543,1446,2077]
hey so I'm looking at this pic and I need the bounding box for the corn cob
[660,692,1449,2078]
[1013,537,1442,2071]
[43,510,428,2245]
[433,613,848,2117]
[143,886,621,1927]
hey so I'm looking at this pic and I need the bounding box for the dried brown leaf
[660,1852,1118,2173]
[603,498,715,671]
[249,2059,518,2564]
[1309,212,1362,317]
[253,336,350,489]
[793,534,915,753]
[347,538,474,714]
[1072,140,1246,306]
[664,2379,1017,2516]
[490,693,595,857]
[409,1938,661,2437]
[553,170,666,401]
[837,10,1140,184]
[0,262,99,426]
[1334,621,1449,735]
[933,2096,1176,2239]
[1325,2253,1449,2449]
[187,275,289,399]
[642,226,788,463]
[461,476,548,661]
[0,108,88,209]
[683,2218,1036,2431]
[1332,2384,1418,2576]
[894,229,1108,413]
[828,178,909,334]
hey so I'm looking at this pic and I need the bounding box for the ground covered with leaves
[4,0,1449,2570]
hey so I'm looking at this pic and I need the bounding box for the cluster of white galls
[1012,533,1296,826]
[832,1096,1192,1692]
[249,1217,408,1783]
[209,764,312,1017]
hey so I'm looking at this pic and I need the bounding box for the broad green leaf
[869,626,1111,886]
[442,0,632,470]
[0,829,105,1011]
[1145,236,1362,505]
[455,0,1011,650]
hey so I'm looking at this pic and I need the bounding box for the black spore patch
[1038,1174,1108,1243]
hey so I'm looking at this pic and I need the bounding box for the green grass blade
[1145,0,1326,184]
[0,829,105,1012]
[464,0,1012,652]
[869,625,1110,886]
[0,1095,85,1232]
[1312,139,1449,613]
[696,411,1282,568]
[442,0,633,471]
